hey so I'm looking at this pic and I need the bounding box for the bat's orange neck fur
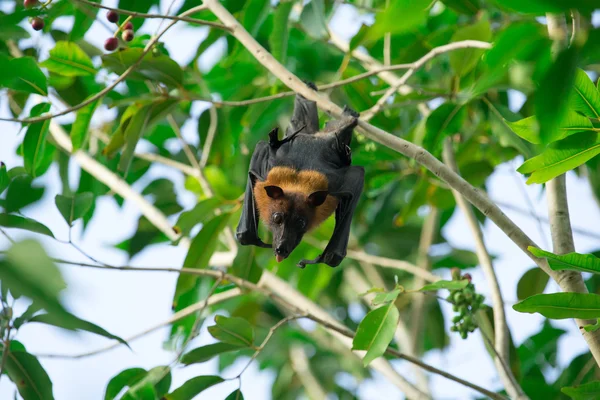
[254,167,338,230]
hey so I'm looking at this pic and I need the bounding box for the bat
[236,82,364,268]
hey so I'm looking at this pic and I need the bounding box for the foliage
[0,0,599,399]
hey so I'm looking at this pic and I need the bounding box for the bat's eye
[272,213,283,224]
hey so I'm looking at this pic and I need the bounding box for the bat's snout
[275,245,290,263]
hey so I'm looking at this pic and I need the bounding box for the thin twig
[362,40,492,120]
[72,0,227,30]
[443,139,527,400]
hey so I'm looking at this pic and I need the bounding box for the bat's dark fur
[236,82,364,268]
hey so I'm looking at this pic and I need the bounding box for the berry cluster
[25,0,44,31]
[447,269,485,339]
[104,11,135,52]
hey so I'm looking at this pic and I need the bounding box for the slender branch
[443,139,527,400]
[289,345,329,400]
[72,0,228,30]
[204,0,600,372]
[362,40,492,120]
[409,208,438,354]
[545,13,600,367]
[0,5,210,124]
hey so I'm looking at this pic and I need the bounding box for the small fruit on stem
[122,29,134,42]
[124,21,133,30]
[104,37,119,51]
[106,10,119,23]
[24,0,39,8]
[31,17,44,31]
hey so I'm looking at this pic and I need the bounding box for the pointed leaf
[419,279,469,292]
[181,342,244,366]
[174,197,222,238]
[164,376,224,400]
[269,2,293,63]
[70,98,99,150]
[104,368,147,400]
[40,41,96,76]
[517,132,600,184]
[208,315,255,348]
[513,293,600,319]
[3,341,54,400]
[29,313,128,346]
[506,111,594,145]
[225,390,245,400]
[231,246,262,285]
[562,380,600,400]
[173,213,232,305]
[102,48,183,87]
[123,366,171,399]
[449,16,492,77]
[23,103,52,178]
[517,267,549,301]
[372,288,401,306]
[4,175,44,212]
[352,302,399,366]
[2,57,48,95]
[423,103,466,154]
[0,214,54,238]
[569,68,600,119]
[529,246,600,274]
[55,192,94,226]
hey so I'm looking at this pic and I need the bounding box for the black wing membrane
[298,166,364,268]
[236,141,272,248]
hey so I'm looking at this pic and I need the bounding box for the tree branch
[289,345,329,400]
[442,139,527,400]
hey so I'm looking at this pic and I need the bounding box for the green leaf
[119,104,151,174]
[208,315,255,348]
[0,57,48,95]
[535,46,578,145]
[3,341,54,400]
[517,267,549,301]
[529,246,600,274]
[224,390,244,400]
[40,41,96,76]
[569,68,600,119]
[419,279,469,292]
[4,174,44,212]
[0,162,9,195]
[55,192,94,226]
[269,2,293,63]
[164,376,224,400]
[517,132,600,184]
[449,16,492,77]
[29,313,128,346]
[70,98,99,150]
[489,0,596,14]
[372,288,401,306]
[173,213,232,305]
[352,302,399,366]
[104,368,147,400]
[174,197,222,238]
[506,111,593,145]
[23,102,52,178]
[102,48,183,87]
[423,103,466,154]
[350,0,430,49]
[1,240,79,326]
[299,0,328,40]
[440,0,480,15]
[231,246,262,285]
[513,293,600,319]
[71,0,99,41]
[181,342,244,366]
[122,366,171,399]
[562,381,600,400]
[583,319,600,333]
[0,214,54,238]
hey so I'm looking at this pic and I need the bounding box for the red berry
[106,10,119,23]
[104,37,118,51]
[124,21,133,30]
[31,17,44,31]
[121,29,134,42]
[463,273,472,282]
[24,0,39,8]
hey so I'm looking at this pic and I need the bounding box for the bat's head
[261,185,328,263]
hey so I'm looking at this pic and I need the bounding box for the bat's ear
[307,191,328,207]
[264,185,284,199]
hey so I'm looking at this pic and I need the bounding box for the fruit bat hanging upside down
[236,82,364,268]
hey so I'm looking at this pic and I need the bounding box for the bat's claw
[342,105,359,119]
[303,80,318,91]
[297,256,321,269]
